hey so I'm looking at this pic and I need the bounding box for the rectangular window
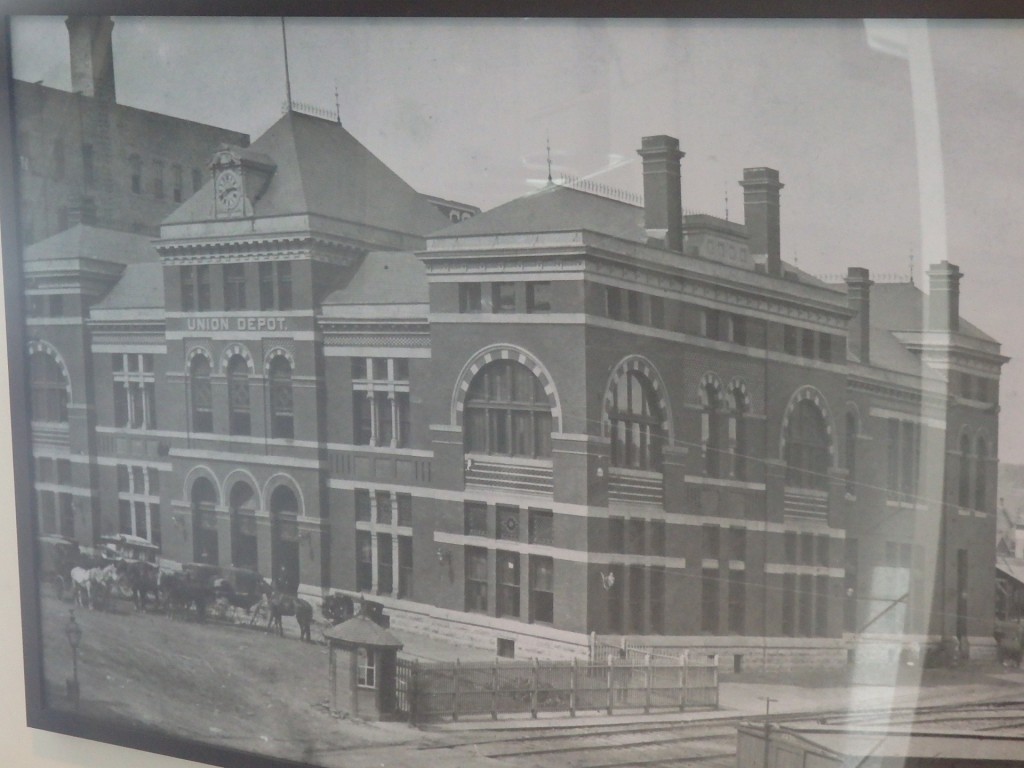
[184,264,212,310]
[627,291,643,324]
[701,568,719,633]
[172,164,183,202]
[818,333,832,362]
[784,325,798,356]
[529,556,554,623]
[729,527,746,561]
[259,261,292,310]
[354,489,371,522]
[152,159,164,199]
[181,266,195,311]
[608,517,625,553]
[626,519,645,555]
[492,282,516,313]
[526,282,551,313]
[397,493,412,527]
[801,328,816,359]
[817,536,830,567]
[81,144,95,186]
[703,524,720,560]
[459,283,482,313]
[375,491,392,524]
[650,296,665,329]
[649,567,664,633]
[377,533,393,595]
[731,314,747,345]
[224,263,246,310]
[398,536,413,598]
[464,501,488,537]
[799,574,814,636]
[648,519,665,557]
[728,569,745,634]
[784,531,797,564]
[703,309,721,340]
[465,547,488,613]
[111,353,156,429]
[356,531,373,591]
[528,508,553,545]
[605,286,623,320]
[356,648,376,688]
[782,574,796,636]
[496,551,520,617]
[800,532,814,565]
[815,575,829,636]
[351,358,410,448]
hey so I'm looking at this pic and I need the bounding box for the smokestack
[845,267,873,364]
[927,261,962,332]
[637,135,684,252]
[740,167,783,277]
[66,16,116,102]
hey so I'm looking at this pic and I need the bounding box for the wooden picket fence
[395,652,718,723]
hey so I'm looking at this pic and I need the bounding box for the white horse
[69,564,118,609]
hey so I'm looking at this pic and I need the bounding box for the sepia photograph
[6,13,1024,768]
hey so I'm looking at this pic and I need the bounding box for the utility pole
[762,696,777,768]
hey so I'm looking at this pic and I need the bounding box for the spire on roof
[546,131,552,184]
[281,17,293,112]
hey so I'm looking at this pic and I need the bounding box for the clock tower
[209,146,276,218]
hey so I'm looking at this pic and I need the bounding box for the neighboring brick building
[21,21,1006,668]
[13,16,250,244]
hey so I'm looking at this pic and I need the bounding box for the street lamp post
[65,609,82,709]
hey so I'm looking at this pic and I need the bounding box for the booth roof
[323,615,404,650]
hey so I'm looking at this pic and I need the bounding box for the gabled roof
[322,251,427,306]
[323,614,403,649]
[434,183,648,243]
[23,224,156,265]
[91,261,164,312]
[164,111,449,238]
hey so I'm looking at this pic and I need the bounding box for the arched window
[464,360,552,459]
[269,356,294,439]
[227,355,251,436]
[845,410,858,495]
[703,380,725,478]
[229,481,258,571]
[189,355,212,433]
[608,371,663,471]
[731,387,749,480]
[270,485,299,594]
[785,400,829,490]
[958,432,972,509]
[191,477,218,565]
[29,351,68,423]
[975,436,988,511]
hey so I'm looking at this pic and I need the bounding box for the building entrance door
[191,477,219,565]
[270,485,300,593]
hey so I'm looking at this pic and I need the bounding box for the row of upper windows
[189,352,294,439]
[180,262,292,312]
[129,154,204,203]
[458,282,551,314]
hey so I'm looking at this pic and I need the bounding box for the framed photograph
[5,10,1024,768]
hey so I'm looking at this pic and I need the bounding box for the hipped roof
[324,614,404,649]
[164,111,449,238]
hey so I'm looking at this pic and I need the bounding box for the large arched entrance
[269,485,299,593]
[229,481,258,571]
[191,477,219,565]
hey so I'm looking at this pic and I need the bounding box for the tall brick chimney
[740,167,784,277]
[637,135,684,252]
[927,261,962,332]
[66,16,116,102]
[845,267,873,364]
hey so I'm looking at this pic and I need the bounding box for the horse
[69,564,118,610]
[263,590,313,641]
[117,561,162,612]
[160,571,210,622]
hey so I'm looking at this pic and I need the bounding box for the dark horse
[160,571,210,622]
[263,590,313,641]
[118,561,162,612]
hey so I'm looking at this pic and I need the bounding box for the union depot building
[21,30,1007,667]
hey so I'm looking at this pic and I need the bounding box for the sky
[10,16,1024,462]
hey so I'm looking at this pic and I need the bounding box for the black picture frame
[4,5,1024,768]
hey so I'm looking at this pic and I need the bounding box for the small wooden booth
[324,615,403,720]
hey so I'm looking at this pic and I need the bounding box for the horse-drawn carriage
[36,534,81,600]
[99,533,163,610]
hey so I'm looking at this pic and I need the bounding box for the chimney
[740,167,784,277]
[845,267,873,364]
[927,261,962,332]
[66,16,116,102]
[637,135,684,252]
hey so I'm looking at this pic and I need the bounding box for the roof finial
[909,250,915,285]
[334,80,341,124]
[281,18,293,112]
[546,131,552,184]
[724,182,729,222]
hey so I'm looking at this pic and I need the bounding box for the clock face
[215,169,242,211]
